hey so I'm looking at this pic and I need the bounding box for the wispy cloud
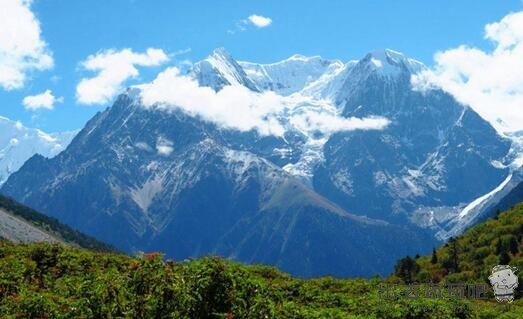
[0,0,54,90]
[228,14,273,34]
[170,48,192,58]
[23,89,63,111]
[137,67,389,137]
[412,11,523,133]
[76,48,169,105]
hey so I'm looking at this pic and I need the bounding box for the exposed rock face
[1,48,511,276]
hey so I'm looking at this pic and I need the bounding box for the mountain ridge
[0,116,77,185]
[2,91,436,277]
[0,194,114,251]
[0,47,513,276]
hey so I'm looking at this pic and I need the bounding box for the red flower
[144,252,161,261]
[50,267,61,275]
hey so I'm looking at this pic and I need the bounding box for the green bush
[0,236,522,318]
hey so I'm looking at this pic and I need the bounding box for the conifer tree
[431,248,438,264]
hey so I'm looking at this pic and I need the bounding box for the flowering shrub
[0,241,522,318]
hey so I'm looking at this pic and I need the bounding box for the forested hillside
[394,202,523,288]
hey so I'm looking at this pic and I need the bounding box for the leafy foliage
[0,241,522,318]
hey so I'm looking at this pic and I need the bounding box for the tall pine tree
[431,248,438,264]
[443,237,460,273]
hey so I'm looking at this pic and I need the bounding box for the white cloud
[139,67,285,136]
[156,137,174,156]
[228,14,273,34]
[137,67,389,137]
[0,0,53,90]
[247,15,272,28]
[22,89,63,110]
[412,11,523,133]
[289,110,390,135]
[76,48,169,105]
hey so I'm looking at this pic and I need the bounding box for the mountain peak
[239,54,343,95]
[368,48,405,62]
[361,48,426,75]
[285,54,325,63]
[288,53,308,60]
[191,48,259,91]
[210,47,233,60]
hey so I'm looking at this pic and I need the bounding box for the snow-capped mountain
[191,48,259,91]
[0,116,76,185]
[0,93,434,277]
[438,131,523,235]
[0,48,512,276]
[239,54,344,95]
[311,49,510,238]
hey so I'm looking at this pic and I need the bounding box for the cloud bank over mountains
[412,11,523,133]
[80,9,523,135]
[138,67,390,137]
[2,0,522,138]
[76,48,169,105]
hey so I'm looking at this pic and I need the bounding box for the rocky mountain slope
[0,93,434,277]
[0,48,512,276]
[312,50,511,239]
[0,194,113,251]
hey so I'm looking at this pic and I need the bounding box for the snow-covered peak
[206,48,239,75]
[361,49,426,76]
[284,54,334,63]
[369,49,403,62]
[322,49,429,105]
[0,116,77,185]
[236,49,426,99]
[211,47,232,59]
[287,54,311,61]
[301,60,358,99]
[188,48,426,98]
[239,55,343,96]
[191,48,259,91]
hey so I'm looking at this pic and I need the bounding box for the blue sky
[1,0,523,132]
